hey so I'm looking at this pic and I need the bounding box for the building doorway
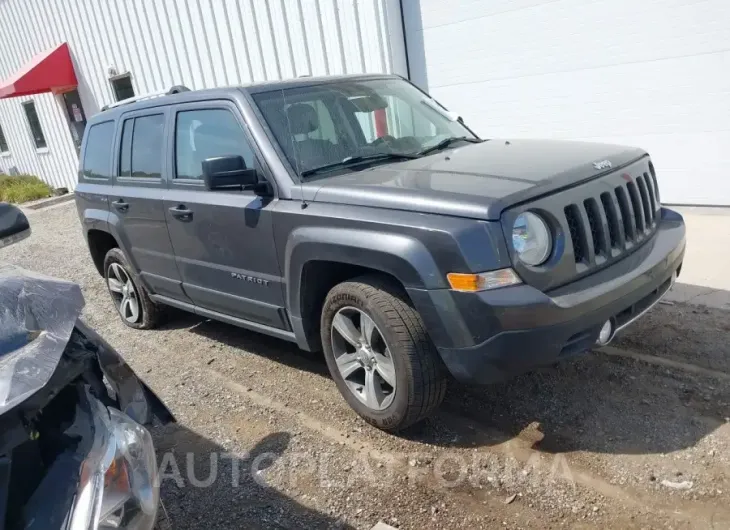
[61,89,86,152]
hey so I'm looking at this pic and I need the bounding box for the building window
[111,74,135,102]
[22,101,47,149]
[0,124,8,153]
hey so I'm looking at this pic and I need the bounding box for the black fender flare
[285,226,447,319]
[284,226,449,351]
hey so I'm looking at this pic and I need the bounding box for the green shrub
[0,174,51,203]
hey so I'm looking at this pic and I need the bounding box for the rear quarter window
[82,121,115,179]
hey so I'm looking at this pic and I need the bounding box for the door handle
[112,199,129,212]
[169,205,193,221]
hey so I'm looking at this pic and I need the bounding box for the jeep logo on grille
[593,160,612,170]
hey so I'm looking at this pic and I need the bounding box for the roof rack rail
[168,85,190,94]
[101,85,192,111]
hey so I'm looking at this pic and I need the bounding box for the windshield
[252,78,478,178]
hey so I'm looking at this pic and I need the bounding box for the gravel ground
[2,202,729,529]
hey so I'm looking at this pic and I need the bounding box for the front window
[252,78,478,178]
[174,109,255,180]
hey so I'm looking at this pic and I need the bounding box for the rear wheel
[104,248,162,329]
[321,275,448,431]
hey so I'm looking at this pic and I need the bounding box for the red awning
[0,42,77,99]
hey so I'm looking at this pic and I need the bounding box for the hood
[0,265,84,416]
[307,139,646,220]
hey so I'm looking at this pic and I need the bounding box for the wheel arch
[86,228,119,276]
[285,227,446,351]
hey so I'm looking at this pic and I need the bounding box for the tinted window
[82,121,115,179]
[22,101,46,149]
[130,114,164,179]
[119,119,133,177]
[175,109,254,180]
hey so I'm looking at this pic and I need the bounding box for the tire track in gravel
[205,360,730,530]
[598,345,730,382]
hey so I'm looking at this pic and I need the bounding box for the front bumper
[428,208,686,385]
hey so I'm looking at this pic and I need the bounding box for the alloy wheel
[330,306,396,411]
[107,262,141,324]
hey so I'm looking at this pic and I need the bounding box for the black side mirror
[0,202,30,249]
[202,155,258,191]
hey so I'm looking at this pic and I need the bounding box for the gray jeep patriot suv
[76,74,686,431]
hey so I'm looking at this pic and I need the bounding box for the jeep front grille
[503,157,662,292]
[564,169,660,267]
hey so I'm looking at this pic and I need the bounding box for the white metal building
[0,0,727,205]
[0,0,407,192]
[406,0,730,206]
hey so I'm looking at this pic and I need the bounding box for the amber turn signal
[447,269,521,292]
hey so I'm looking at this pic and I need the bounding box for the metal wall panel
[0,0,407,191]
[410,0,730,205]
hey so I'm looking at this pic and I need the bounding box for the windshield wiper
[300,152,419,177]
[416,136,483,156]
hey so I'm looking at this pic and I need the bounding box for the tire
[103,247,163,329]
[321,275,448,431]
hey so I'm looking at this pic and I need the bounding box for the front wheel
[321,275,448,431]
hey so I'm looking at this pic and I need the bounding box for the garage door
[405,0,730,205]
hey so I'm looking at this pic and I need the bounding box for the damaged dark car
[1,203,173,530]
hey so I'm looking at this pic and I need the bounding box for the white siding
[0,0,407,191]
[409,0,730,205]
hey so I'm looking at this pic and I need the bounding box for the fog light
[597,320,613,345]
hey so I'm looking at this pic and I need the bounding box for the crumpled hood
[0,265,84,416]
[307,139,646,220]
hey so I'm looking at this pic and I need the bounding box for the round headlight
[512,212,552,266]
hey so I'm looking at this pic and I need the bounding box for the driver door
[162,101,287,330]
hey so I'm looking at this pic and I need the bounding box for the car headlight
[70,397,159,530]
[512,212,552,266]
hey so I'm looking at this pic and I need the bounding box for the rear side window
[174,109,254,180]
[118,114,164,179]
[82,121,115,179]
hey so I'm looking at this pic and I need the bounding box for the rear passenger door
[110,109,188,302]
[163,101,287,330]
